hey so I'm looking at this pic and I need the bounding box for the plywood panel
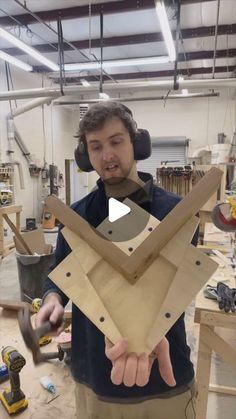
[49,217,217,354]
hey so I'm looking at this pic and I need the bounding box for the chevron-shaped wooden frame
[46,167,222,353]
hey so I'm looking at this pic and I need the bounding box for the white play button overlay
[108,198,131,222]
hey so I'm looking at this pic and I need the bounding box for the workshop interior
[0,0,236,418]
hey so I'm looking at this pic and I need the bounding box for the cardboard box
[14,227,53,255]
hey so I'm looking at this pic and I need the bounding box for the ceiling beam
[2,24,236,57]
[0,0,216,26]
[50,65,236,84]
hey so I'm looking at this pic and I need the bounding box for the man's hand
[35,293,64,335]
[105,337,176,388]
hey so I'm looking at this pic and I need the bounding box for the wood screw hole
[128,247,133,252]
[148,227,153,232]
[66,272,71,277]
[99,316,105,322]
[108,230,112,235]
[165,312,171,318]
[195,260,201,266]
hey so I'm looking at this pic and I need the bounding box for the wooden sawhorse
[194,287,236,419]
[0,205,22,257]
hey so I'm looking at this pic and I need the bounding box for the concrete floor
[0,231,236,418]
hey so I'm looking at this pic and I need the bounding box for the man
[36,102,197,419]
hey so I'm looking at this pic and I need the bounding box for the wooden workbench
[0,205,22,257]
[194,278,236,419]
[0,308,76,418]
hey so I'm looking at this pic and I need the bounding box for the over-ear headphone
[74,103,152,172]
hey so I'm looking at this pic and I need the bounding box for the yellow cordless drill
[0,346,28,415]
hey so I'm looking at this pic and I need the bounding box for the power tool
[0,346,28,415]
[211,197,236,232]
[32,298,52,346]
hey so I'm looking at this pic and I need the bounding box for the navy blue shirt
[44,172,196,400]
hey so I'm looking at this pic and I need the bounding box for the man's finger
[110,354,127,385]
[105,337,128,362]
[136,353,149,387]
[155,338,176,387]
[123,353,138,387]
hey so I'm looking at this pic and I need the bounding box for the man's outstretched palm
[105,336,176,387]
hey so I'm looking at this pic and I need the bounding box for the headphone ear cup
[133,129,152,160]
[74,143,94,172]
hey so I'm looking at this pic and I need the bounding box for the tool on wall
[0,346,28,415]
[18,305,64,364]
[41,204,56,229]
[156,165,193,196]
[0,164,14,206]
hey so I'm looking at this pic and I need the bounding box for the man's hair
[78,101,137,146]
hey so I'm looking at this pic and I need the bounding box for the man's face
[86,116,135,184]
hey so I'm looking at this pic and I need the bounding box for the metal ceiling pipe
[54,92,220,105]
[0,79,235,101]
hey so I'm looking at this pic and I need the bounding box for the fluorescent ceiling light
[64,56,170,71]
[0,50,33,72]
[81,79,90,87]
[0,28,59,71]
[155,1,176,62]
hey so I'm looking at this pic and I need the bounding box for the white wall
[0,62,78,226]
[124,89,236,155]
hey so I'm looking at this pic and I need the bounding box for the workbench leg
[16,211,20,232]
[0,213,3,256]
[196,324,213,419]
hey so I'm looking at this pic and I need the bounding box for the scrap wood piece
[3,214,33,255]
[0,299,33,312]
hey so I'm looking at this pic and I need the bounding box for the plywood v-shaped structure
[46,168,222,354]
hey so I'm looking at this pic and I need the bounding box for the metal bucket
[16,252,55,302]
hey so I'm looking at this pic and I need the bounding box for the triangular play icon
[108,198,131,222]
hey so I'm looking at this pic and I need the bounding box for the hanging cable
[100,12,104,95]
[57,14,66,95]
[173,1,181,90]
[212,0,221,79]
[13,0,99,63]
[50,104,54,165]
[89,1,92,56]
[206,97,210,147]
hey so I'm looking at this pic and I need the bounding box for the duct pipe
[54,91,220,105]
[6,118,25,191]
[14,127,33,164]
[0,79,235,101]
[14,161,25,189]
[10,96,54,118]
